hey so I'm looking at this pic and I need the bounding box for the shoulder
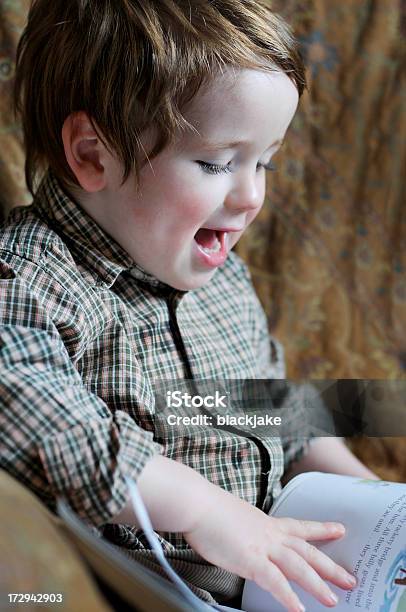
[0,205,88,313]
[0,207,108,359]
[0,205,58,264]
[0,204,76,278]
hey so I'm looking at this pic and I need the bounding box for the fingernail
[294,597,306,612]
[327,591,339,605]
[332,523,345,534]
[346,574,357,587]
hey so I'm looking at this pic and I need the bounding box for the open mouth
[193,228,223,254]
[193,228,228,268]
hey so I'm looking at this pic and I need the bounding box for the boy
[0,1,377,610]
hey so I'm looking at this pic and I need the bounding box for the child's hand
[184,485,356,612]
[115,456,356,611]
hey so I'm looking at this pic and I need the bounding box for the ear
[62,111,108,192]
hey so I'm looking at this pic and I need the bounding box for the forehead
[179,67,299,151]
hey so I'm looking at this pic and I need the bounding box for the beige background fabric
[0,0,31,218]
[236,0,405,380]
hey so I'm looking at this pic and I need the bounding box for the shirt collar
[34,169,188,302]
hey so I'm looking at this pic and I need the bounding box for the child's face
[87,68,299,291]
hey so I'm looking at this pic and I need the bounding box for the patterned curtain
[0,0,31,220]
[236,0,405,380]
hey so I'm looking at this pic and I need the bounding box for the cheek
[162,177,215,229]
[131,158,223,240]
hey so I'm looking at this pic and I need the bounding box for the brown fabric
[0,0,31,220]
[347,437,406,483]
[236,0,405,380]
[0,469,111,611]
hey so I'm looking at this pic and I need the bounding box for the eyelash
[197,160,278,175]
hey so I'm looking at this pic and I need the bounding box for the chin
[170,270,216,292]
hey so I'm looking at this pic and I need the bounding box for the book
[242,472,406,612]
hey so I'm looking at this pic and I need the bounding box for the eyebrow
[200,138,284,151]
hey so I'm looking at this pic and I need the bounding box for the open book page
[242,472,406,612]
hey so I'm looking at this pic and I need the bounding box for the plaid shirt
[0,170,308,603]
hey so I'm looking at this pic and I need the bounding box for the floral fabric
[0,0,31,217]
[236,0,405,380]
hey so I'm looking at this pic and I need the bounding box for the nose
[224,170,264,213]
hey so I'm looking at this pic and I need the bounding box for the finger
[252,559,306,612]
[287,537,357,591]
[274,545,341,608]
[277,517,345,541]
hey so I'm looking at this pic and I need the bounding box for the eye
[196,159,278,175]
[196,161,232,175]
[257,160,278,172]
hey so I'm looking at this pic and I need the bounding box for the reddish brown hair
[14,0,307,195]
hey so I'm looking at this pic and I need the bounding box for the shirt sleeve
[0,267,163,526]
